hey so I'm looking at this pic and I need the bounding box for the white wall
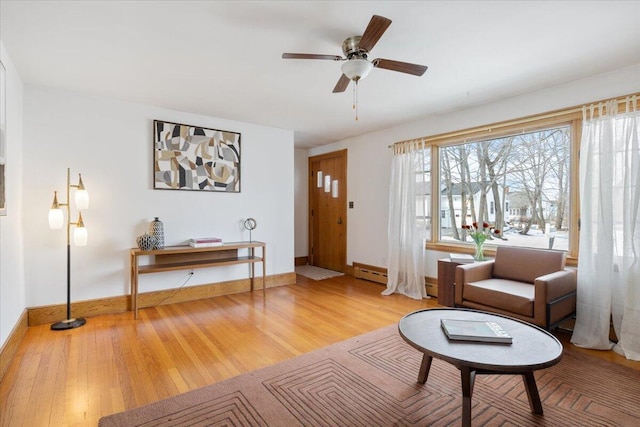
[0,43,25,347]
[303,64,640,278]
[293,148,308,258]
[22,86,294,307]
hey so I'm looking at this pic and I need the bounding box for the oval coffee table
[399,308,563,427]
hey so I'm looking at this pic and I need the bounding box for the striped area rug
[100,325,640,426]
[295,265,344,281]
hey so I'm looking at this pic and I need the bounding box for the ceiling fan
[282,15,428,99]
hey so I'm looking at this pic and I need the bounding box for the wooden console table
[130,241,266,319]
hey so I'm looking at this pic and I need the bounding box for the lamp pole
[51,167,86,330]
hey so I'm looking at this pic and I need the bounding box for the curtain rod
[389,92,640,148]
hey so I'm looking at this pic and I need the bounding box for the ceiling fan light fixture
[341,59,373,81]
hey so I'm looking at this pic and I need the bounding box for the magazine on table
[441,318,513,344]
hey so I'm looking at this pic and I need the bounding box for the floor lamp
[48,167,89,331]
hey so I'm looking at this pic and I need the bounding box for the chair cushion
[493,247,565,283]
[463,278,534,317]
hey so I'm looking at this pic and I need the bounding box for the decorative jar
[136,233,157,251]
[149,217,164,249]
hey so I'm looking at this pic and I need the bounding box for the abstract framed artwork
[153,120,241,192]
[0,60,6,215]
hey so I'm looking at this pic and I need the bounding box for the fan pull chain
[353,80,359,121]
[352,81,356,109]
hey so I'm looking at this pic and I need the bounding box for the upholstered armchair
[454,246,577,329]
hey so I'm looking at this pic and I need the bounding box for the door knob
[337,217,343,224]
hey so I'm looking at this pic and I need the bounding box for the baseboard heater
[353,262,438,297]
[353,263,388,285]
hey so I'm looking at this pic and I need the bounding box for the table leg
[460,366,476,427]
[250,247,255,292]
[522,372,543,414]
[130,253,139,320]
[417,354,432,384]
[262,244,266,298]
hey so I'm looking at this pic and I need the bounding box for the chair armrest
[534,269,577,302]
[454,261,495,305]
[533,269,577,325]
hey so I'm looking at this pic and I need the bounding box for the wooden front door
[309,150,347,272]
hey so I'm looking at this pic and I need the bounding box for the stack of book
[189,237,223,248]
[449,253,474,264]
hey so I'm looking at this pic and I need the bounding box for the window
[416,111,580,258]
[439,126,571,251]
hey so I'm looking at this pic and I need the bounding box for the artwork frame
[0,60,6,216]
[153,120,241,193]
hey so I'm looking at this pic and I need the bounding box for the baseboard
[0,309,28,382]
[344,264,354,276]
[28,294,130,326]
[294,256,308,266]
[28,272,296,326]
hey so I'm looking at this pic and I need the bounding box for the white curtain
[383,142,428,300]
[571,96,640,360]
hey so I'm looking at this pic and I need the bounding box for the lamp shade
[75,173,89,210]
[48,208,64,230]
[49,191,64,229]
[74,212,88,246]
[341,59,374,81]
[73,223,89,246]
[75,189,89,210]
[74,224,88,246]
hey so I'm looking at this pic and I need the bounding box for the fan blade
[282,53,343,61]
[332,74,351,93]
[373,58,428,76]
[358,15,392,53]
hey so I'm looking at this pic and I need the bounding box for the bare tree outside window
[439,126,571,251]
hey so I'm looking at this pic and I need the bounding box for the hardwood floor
[0,274,637,426]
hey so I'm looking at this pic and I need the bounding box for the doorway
[308,149,347,272]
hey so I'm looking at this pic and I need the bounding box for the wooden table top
[399,308,563,373]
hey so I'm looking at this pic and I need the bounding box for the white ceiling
[1,1,639,148]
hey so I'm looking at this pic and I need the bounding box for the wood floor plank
[5,352,41,426]
[0,274,637,426]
